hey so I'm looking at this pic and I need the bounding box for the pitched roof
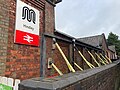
[78,34,103,48]
[108,45,116,52]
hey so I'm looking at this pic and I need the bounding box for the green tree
[116,40,120,55]
[107,32,120,56]
[107,32,119,45]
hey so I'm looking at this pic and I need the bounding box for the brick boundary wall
[19,60,120,90]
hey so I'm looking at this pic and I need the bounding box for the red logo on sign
[15,30,40,46]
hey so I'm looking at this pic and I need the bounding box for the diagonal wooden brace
[55,42,75,72]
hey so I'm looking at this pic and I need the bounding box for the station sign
[14,0,40,46]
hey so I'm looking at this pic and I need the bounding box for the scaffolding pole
[55,42,75,72]
[51,63,63,76]
[100,53,109,64]
[74,62,83,71]
[95,53,106,65]
[105,55,112,63]
[87,50,101,67]
[75,47,95,69]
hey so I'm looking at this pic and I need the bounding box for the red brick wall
[45,1,55,34]
[91,50,98,67]
[74,46,83,70]
[43,1,55,77]
[45,37,54,77]
[46,40,70,77]
[0,0,57,79]
[0,0,9,76]
[54,41,70,74]
[83,48,91,69]
[5,0,45,80]
[44,32,73,77]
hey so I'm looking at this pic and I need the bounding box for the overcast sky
[55,0,120,39]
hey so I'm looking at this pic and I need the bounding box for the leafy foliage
[107,32,120,56]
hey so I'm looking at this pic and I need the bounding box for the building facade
[0,0,115,81]
[0,0,61,80]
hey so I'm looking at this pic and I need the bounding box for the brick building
[0,0,62,80]
[1,1,120,90]
[78,33,117,60]
[108,45,117,60]
[0,0,114,81]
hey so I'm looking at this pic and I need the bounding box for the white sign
[14,0,40,46]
